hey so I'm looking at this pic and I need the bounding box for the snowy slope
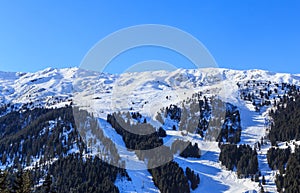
[1,67,299,112]
[1,67,300,193]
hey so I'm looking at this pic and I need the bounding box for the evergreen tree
[262,175,266,185]
[158,127,167,138]
[42,173,52,193]
[0,169,9,193]
[220,144,258,178]
[269,94,300,144]
[283,155,300,193]
[185,167,200,190]
[22,171,32,193]
[12,169,22,193]
[275,174,284,192]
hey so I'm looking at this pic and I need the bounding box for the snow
[1,67,300,192]
[115,170,159,193]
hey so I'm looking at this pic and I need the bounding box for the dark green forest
[219,144,259,178]
[0,106,126,193]
[264,85,300,193]
[269,93,300,145]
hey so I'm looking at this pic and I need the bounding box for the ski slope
[1,67,300,192]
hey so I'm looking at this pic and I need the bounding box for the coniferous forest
[265,88,300,193]
[269,93,300,145]
[219,144,259,178]
[0,106,128,193]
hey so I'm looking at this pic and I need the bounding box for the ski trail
[238,99,277,192]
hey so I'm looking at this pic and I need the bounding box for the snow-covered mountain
[1,67,299,113]
[1,67,300,193]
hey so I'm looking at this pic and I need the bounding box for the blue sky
[0,1,299,74]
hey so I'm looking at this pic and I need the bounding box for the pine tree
[275,174,283,192]
[283,155,300,193]
[260,186,265,193]
[158,127,167,138]
[22,170,32,193]
[43,173,52,193]
[262,175,266,185]
[185,167,200,190]
[13,169,23,193]
[11,168,32,193]
[254,174,259,182]
[0,169,9,193]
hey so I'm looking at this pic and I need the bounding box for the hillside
[0,67,300,193]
